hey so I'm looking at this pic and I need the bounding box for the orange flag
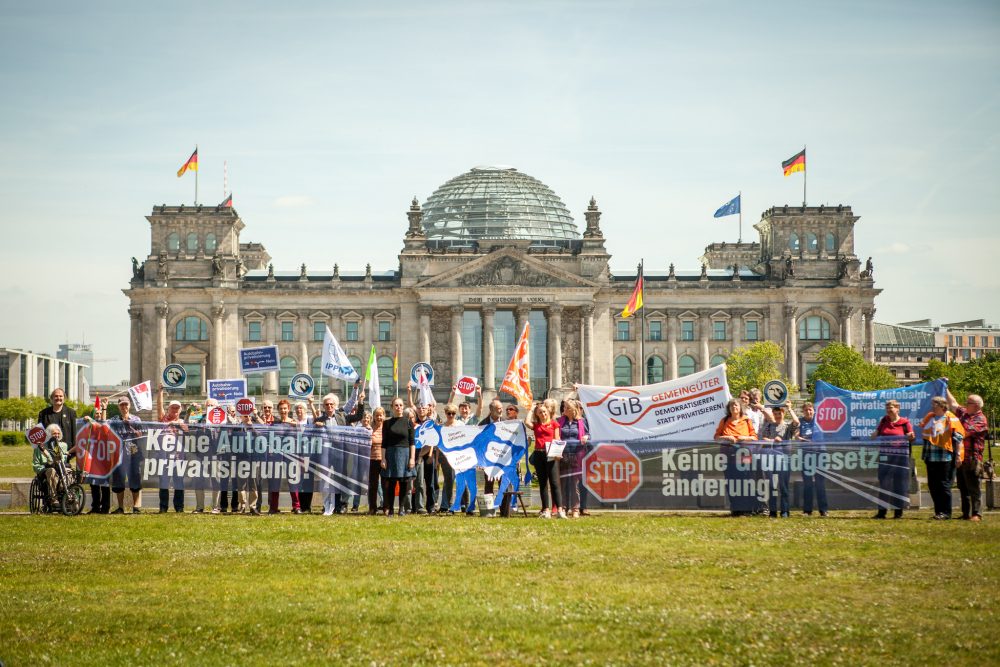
[500,322,533,408]
[177,148,198,177]
[621,267,643,318]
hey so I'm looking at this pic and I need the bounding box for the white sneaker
[539,509,551,519]
[322,509,334,516]
[556,509,567,519]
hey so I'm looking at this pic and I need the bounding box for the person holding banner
[919,397,966,520]
[759,404,798,518]
[32,424,69,508]
[795,402,828,517]
[528,403,564,519]
[944,389,989,522]
[109,396,144,514]
[266,400,299,514]
[871,400,915,519]
[366,408,385,514]
[81,401,113,514]
[314,391,365,514]
[156,387,189,513]
[557,400,588,518]
[716,398,759,516]
[381,397,415,516]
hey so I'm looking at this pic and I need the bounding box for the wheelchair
[29,444,85,516]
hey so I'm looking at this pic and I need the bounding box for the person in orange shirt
[716,398,758,516]
[919,397,966,520]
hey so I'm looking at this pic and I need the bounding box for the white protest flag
[364,345,381,411]
[576,365,731,442]
[321,325,359,382]
[128,381,153,411]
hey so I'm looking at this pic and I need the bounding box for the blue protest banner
[239,346,280,374]
[207,378,248,405]
[812,379,946,441]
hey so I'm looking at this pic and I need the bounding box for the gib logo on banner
[75,422,124,480]
[576,366,730,441]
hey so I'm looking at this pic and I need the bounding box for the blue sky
[1,1,997,384]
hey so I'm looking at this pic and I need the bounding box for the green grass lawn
[0,445,34,479]
[1,513,997,666]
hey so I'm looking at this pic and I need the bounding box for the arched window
[205,233,217,253]
[788,233,800,252]
[614,355,633,387]
[311,356,325,396]
[378,356,394,398]
[646,356,664,384]
[167,233,180,252]
[279,356,298,395]
[798,315,831,340]
[186,232,198,252]
[678,355,697,377]
[175,316,208,341]
[710,354,727,367]
[825,232,836,252]
[806,233,818,253]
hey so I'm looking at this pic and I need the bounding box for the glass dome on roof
[421,166,580,243]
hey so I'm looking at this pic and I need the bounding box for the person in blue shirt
[795,402,828,516]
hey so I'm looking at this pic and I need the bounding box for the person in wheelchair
[32,424,69,508]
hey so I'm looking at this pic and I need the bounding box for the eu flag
[714,194,741,218]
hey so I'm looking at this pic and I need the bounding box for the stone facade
[124,188,880,403]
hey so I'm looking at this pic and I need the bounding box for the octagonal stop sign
[582,444,642,503]
[75,422,124,479]
[815,396,848,433]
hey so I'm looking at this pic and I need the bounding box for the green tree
[923,352,1000,420]
[725,341,796,396]
[809,343,897,394]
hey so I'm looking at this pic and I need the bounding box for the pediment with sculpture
[414,248,599,290]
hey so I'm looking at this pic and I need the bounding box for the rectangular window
[956,336,964,347]
[962,349,971,361]
[248,321,262,342]
[182,363,201,397]
[616,321,630,341]
[980,336,988,348]
[713,321,726,341]
[947,335,953,347]
[346,321,359,342]
[649,321,662,341]
[804,362,820,380]
[313,321,326,341]
[994,337,1000,348]
[378,321,392,342]
[681,321,695,341]
[280,321,294,342]
[744,320,759,341]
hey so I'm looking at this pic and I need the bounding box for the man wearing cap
[759,403,799,518]
[156,387,189,513]
[108,396,145,514]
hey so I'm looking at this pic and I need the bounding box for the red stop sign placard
[75,422,124,479]
[27,426,47,446]
[206,406,227,425]
[816,396,848,433]
[583,443,642,503]
[455,376,477,396]
[236,398,255,416]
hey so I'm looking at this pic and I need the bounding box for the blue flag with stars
[713,194,741,218]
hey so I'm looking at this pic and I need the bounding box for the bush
[1,431,28,446]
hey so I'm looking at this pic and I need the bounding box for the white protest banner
[577,365,731,442]
[128,381,153,411]
[321,326,359,382]
[438,424,481,473]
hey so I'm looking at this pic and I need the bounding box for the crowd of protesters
[29,378,992,521]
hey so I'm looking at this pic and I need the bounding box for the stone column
[482,306,496,391]
[418,305,432,363]
[666,310,678,380]
[581,305,595,384]
[299,311,310,373]
[548,305,563,389]
[515,304,531,339]
[839,305,854,348]
[785,304,799,386]
[264,309,277,394]
[156,302,169,389]
[731,310,742,346]
[864,307,876,362]
[211,304,226,379]
[699,310,711,371]
[450,305,464,381]
[129,306,143,385]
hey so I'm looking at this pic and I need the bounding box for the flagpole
[738,190,742,243]
[639,259,645,386]
[195,144,199,205]
[802,145,807,207]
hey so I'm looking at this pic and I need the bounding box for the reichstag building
[124,165,880,404]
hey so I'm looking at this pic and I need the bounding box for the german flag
[782,148,805,176]
[219,193,232,208]
[621,266,644,318]
[177,148,198,177]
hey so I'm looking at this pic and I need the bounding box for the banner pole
[802,145,807,207]
[639,259,645,385]
[195,143,199,206]
[738,190,742,243]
